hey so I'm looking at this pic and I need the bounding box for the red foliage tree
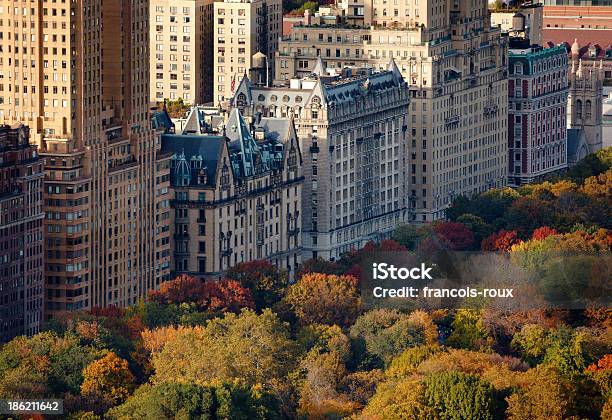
[148,274,205,305]
[481,229,521,252]
[148,274,253,313]
[202,279,255,313]
[433,221,475,251]
[531,226,558,241]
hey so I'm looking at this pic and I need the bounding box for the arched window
[585,100,592,119]
[576,99,583,120]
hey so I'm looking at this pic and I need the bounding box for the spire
[571,38,580,57]
[312,56,326,77]
[577,58,583,77]
[387,57,403,81]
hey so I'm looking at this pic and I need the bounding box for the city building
[0,1,171,318]
[158,107,304,277]
[275,0,509,223]
[508,38,569,185]
[0,124,44,342]
[490,2,544,45]
[233,62,411,260]
[150,0,214,104]
[567,40,605,153]
[213,0,283,103]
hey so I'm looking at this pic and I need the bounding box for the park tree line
[0,148,610,419]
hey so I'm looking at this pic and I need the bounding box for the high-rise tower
[276,0,509,222]
[0,1,171,318]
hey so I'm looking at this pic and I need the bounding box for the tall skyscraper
[0,1,171,318]
[276,0,509,222]
[213,0,282,104]
[0,124,44,341]
[150,0,214,104]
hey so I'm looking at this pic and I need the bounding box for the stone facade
[159,107,304,277]
[276,0,509,222]
[213,0,282,103]
[150,0,214,104]
[233,63,411,260]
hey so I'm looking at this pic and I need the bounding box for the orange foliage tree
[81,352,135,405]
[482,229,521,252]
[148,274,254,313]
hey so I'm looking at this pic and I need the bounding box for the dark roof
[161,134,226,187]
[152,110,175,133]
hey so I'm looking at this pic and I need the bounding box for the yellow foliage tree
[284,273,362,327]
[81,352,135,405]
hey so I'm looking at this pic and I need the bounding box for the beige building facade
[233,64,411,260]
[276,0,509,222]
[157,107,304,277]
[490,3,544,45]
[150,0,214,104]
[213,0,282,104]
[0,0,171,318]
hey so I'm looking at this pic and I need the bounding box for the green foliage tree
[0,332,104,398]
[108,381,281,420]
[423,371,498,420]
[349,309,438,367]
[446,309,494,351]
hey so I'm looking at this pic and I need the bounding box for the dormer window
[514,63,522,74]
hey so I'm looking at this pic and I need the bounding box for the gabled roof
[161,134,225,187]
[311,56,326,76]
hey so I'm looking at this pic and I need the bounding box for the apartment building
[508,38,569,186]
[490,2,544,45]
[213,0,282,103]
[233,63,411,260]
[276,0,509,222]
[158,107,304,276]
[0,124,44,342]
[150,0,214,104]
[0,1,171,318]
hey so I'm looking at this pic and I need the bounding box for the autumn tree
[432,221,475,250]
[481,229,521,252]
[151,309,298,388]
[284,273,362,327]
[446,309,494,351]
[0,332,104,399]
[148,274,204,305]
[148,274,254,314]
[107,381,281,420]
[225,260,288,309]
[531,226,558,241]
[349,309,438,367]
[81,352,135,405]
